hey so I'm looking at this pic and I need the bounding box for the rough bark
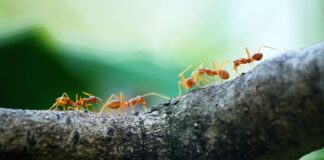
[0,42,324,160]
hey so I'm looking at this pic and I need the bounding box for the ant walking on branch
[178,63,210,96]
[49,93,75,111]
[233,45,277,75]
[74,92,103,112]
[49,92,102,112]
[99,92,170,115]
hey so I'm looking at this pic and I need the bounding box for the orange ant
[74,92,103,112]
[99,92,170,115]
[49,93,75,111]
[198,60,230,80]
[233,45,276,75]
[178,63,210,96]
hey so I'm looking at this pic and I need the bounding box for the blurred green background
[0,0,323,159]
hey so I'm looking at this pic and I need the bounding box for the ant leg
[96,97,104,106]
[100,94,118,113]
[118,106,123,116]
[179,80,190,95]
[199,75,210,85]
[140,100,147,111]
[191,63,204,78]
[91,105,96,113]
[211,60,218,81]
[233,64,239,76]
[120,92,126,116]
[245,47,251,59]
[62,92,70,99]
[178,66,191,95]
[56,105,62,111]
[178,81,183,96]
[192,63,204,72]
[142,92,170,100]
[99,107,105,114]
[212,60,217,71]
[67,106,76,111]
[103,94,119,106]
[219,60,229,70]
[123,104,128,116]
[141,103,147,111]
[192,64,203,83]
[125,103,134,116]
[49,103,57,110]
[178,65,193,78]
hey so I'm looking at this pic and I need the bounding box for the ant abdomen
[107,100,121,109]
[218,70,230,79]
[186,78,196,88]
[252,53,263,61]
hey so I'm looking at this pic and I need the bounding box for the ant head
[233,60,240,66]
[252,53,263,61]
[219,70,230,79]
[198,68,204,75]
[186,78,196,88]
[89,96,97,103]
[136,96,145,103]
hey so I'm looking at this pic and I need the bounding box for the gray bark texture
[1,42,324,160]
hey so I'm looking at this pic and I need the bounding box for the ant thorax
[56,97,69,105]
[239,58,249,64]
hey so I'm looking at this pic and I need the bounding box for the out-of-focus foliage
[0,0,323,109]
[300,148,324,160]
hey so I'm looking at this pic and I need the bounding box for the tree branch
[1,43,324,160]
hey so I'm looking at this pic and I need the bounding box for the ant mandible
[99,92,170,115]
[233,45,276,75]
[49,92,75,111]
[178,63,210,96]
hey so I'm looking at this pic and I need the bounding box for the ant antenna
[219,61,229,70]
[62,92,70,98]
[191,63,204,77]
[142,92,170,100]
[82,92,93,96]
[257,45,278,53]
